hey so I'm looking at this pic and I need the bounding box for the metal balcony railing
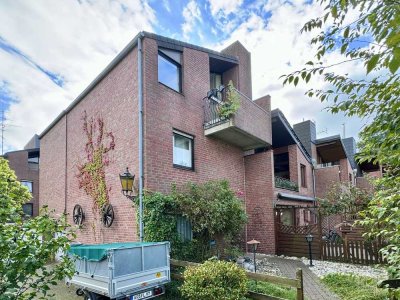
[203,86,229,129]
[275,176,299,192]
[316,161,340,169]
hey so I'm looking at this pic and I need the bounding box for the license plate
[131,290,152,300]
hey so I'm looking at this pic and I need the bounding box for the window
[210,73,222,90]
[300,164,307,187]
[28,151,39,164]
[20,180,33,193]
[349,173,352,182]
[173,131,193,169]
[274,153,290,179]
[22,203,33,217]
[158,48,182,92]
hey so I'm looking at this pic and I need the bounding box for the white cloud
[0,0,155,151]
[208,0,244,16]
[162,0,171,12]
[182,0,202,40]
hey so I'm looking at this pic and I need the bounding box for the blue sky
[0,0,365,152]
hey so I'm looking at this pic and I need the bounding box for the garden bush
[137,180,247,262]
[180,260,248,300]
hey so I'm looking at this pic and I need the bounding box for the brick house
[2,134,40,217]
[38,31,367,254]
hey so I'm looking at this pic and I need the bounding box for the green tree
[283,1,400,278]
[0,157,75,299]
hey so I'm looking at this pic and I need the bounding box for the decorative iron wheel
[73,204,85,226]
[101,204,114,228]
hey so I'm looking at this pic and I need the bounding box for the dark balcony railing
[203,87,229,129]
[275,176,299,192]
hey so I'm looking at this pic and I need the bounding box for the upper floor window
[158,48,182,92]
[20,180,33,193]
[210,73,222,90]
[274,152,289,179]
[173,130,193,170]
[300,164,307,188]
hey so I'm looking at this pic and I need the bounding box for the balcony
[316,161,340,169]
[275,176,299,192]
[203,86,271,150]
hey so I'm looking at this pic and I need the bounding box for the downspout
[138,32,144,242]
[64,113,68,214]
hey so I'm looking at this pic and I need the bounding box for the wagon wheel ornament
[73,204,85,226]
[101,204,114,227]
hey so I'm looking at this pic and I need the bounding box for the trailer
[67,242,170,300]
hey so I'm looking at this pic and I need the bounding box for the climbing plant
[76,111,115,216]
[137,180,247,262]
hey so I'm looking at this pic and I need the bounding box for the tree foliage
[283,0,400,278]
[139,180,247,262]
[0,157,75,299]
[318,182,372,216]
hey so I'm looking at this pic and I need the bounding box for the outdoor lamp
[305,234,314,266]
[119,167,136,200]
[247,239,260,273]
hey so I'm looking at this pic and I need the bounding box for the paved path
[255,255,340,300]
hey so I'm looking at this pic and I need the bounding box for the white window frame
[173,130,194,170]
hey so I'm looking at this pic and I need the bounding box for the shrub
[180,260,248,300]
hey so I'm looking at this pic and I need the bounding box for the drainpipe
[138,32,144,242]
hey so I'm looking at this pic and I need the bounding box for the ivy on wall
[76,111,115,217]
[136,180,247,262]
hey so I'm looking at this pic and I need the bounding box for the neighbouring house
[2,134,40,217]
[38,31,367,254]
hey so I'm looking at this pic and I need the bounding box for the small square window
[21,180,33,193]
[173,131,193,170]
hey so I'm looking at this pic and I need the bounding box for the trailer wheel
[76,288,84,296]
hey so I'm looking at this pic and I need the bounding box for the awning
[277,192,315,202]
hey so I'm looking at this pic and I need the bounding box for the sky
[0,0,366,153]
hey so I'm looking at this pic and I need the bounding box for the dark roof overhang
[277,192,315,202]
[315,135,347,162]
[271,109,312,163]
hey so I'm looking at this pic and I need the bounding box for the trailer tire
[76,288,84,296]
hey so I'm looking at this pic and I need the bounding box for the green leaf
[331,6,338,18]
[366,54,380,74]
[294,77,299,86]
[389,57,400,74]
[343,27,350,38]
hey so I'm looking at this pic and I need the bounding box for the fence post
[296,268,304,300]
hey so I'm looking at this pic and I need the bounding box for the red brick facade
[39,32,360,254]
[4,150,39,217]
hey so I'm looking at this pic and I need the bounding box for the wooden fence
[170,259,304,300]
[322,240,384,264]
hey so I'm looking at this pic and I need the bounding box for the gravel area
[237,256,282,276]
[299,257,387,279]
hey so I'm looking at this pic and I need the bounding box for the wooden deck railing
[170,259,304,300]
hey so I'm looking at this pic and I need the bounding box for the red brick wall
[244,150,275,254]
[142,38,246,194]
[315,165,340,198]
[40,116,66,216]
[41,49,139,244]
[222,41,252,100]
[6,150,40,216]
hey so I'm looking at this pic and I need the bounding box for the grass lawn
[321,273,388,300]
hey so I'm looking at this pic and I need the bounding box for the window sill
[159,82,184,96]
[173,164,194,171]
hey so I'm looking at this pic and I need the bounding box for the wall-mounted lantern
[119,167,137,200]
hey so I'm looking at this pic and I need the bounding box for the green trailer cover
[69,242,162,262]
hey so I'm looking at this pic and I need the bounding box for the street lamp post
[247,239,260,273]
[305,234,314,266]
